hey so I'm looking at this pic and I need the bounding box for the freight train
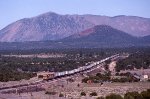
[42,54,119,80]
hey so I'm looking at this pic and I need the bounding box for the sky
[0,0,150,29]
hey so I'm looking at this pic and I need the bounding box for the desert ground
[0,74,150,99]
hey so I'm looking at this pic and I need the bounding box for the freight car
[42,54,120,81]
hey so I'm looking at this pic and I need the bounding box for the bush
[147,89,150,92]
[96,73,103,77]
[38,75,43,78]
[77,83,80,87]
[82,77,89,83]
[141,90,150,99]
[67,78,74,82]
[90,92,97,96]
[115,72,119,76]
[80,92,86,96]
[124,94,134,99]
[59,93,64,97]
[96,96,105,99]
[106,93,123,99]
[124,91,143,99]
[45,91,56,95]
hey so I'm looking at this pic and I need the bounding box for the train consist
[42,54,120,80]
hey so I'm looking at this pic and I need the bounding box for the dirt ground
[0,74,150,99]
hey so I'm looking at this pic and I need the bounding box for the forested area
[0,48,110,82]
[116,52,150,72]
[0,47,150,82]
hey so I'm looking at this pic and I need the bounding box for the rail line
[0,54,120,91]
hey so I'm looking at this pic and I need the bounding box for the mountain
[0,12,93,42]
[140,35,150,45]
[0,12,150,42]
[1,25,148,50]
[83,15,150,37]
[61,25,139,47]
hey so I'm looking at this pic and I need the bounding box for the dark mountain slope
[140,35,150,45]
[62,25,138,46]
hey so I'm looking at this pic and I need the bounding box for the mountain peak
[94,25,113,30]
[62,25,138,47]
[39,11,59,16]
[77,25,118,37]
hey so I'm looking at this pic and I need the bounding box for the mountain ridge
[0,25,149,50]
[61,25,138,44]
[0,12,150,42]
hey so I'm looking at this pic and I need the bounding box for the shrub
[90,92,97,96]
[141,90,150,99]
[59,93,64,97]
[96,73,103,77]
[115,72,119,76]
[147,89,150,92]
[45,91,56,95]
[77,83,80,87]
[67,78,74,82]
[38,75,43,78]
[124,91,143,99]
[96,96,105,99]
[124,94,134,99]
[82,77,89,83]
[106,93,123,99]
[80,92,86,96]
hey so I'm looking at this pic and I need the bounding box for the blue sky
[0,0,150,29]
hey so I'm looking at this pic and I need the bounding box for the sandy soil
[0,74,150,99]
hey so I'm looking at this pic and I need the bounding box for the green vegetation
[79,89,150,99]
[112,72,140,83]
[59,93,64,97]
[45,91,57,95]
[111,77,135,83]
[82,71,140,83]
[0,70,36,82]
[116,52,150,72]
[82,72,111,83]
[106,93,123,99]
[96,96,105,99]
[0,48,111,82]
[89,92,97,96]
[141,89,150,99]
[80,92,86,96]
[124,91,143,99]
[67,78,74,83]
[104,89,150,99]
[0,47,150,82]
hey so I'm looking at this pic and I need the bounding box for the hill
[61,25,138,47]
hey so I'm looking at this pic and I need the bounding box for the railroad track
[0,54,121,91]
